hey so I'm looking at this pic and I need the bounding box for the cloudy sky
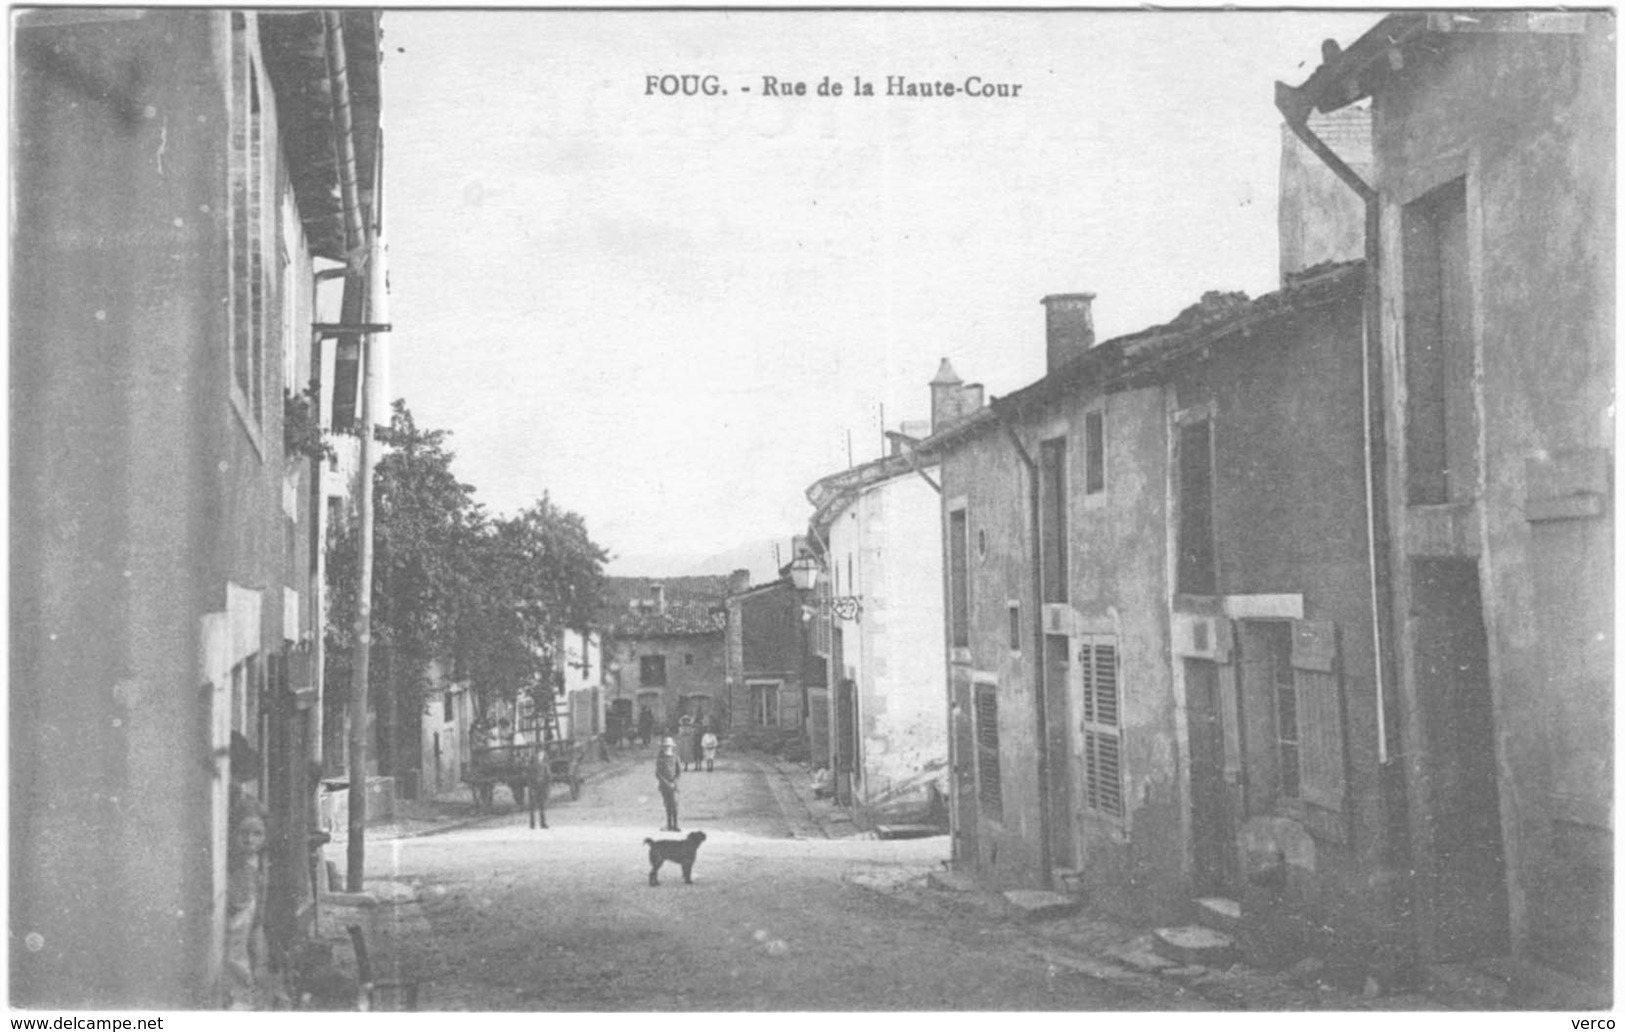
[382,10,1376,575]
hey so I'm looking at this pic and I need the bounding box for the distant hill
[604,536,788,585]
[683,537,788,584]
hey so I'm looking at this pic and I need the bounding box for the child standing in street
[701,728,719,772]
[655,737,681,831]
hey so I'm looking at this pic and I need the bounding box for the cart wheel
[570,776,582,800]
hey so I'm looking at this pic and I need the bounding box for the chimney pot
[1040,293,1096,373]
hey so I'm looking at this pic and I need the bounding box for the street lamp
[788,552,863,622]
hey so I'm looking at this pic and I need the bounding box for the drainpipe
[1274,83,1398,768]
[992,400,1054,889]
[325,10,378,894]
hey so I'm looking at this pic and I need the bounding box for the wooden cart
[464,715,587,810]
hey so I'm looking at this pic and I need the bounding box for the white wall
[829,466,949,823]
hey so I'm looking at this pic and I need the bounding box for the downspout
[992,399,1054,889]
[325,10,378,893]
[1275,82,1397,767]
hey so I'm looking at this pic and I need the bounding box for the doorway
[1044,634,1077,871]
[1411,558,1509,960]
[951,683,979,867]
[1186,658,1239,896]
[835,678,857,806]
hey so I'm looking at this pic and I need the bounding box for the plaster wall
[1373,21,1614,979]
[827,469,948,826]
[943,426,1043,886]
[11,11,305,1005]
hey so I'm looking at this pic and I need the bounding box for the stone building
[1281,11,1615,989]
[11,9,385,1006]
[804,401,949,829]
[600,577,729,735]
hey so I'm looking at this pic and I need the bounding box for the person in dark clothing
[655,737,681,831]
[638,706,655,747]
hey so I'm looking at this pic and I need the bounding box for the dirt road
[353,749,1187,1010]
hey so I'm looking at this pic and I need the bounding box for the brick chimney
[930,358,964,432]
[1040,293,1096,372]
[652,582,666,614]
[727,568,751,595]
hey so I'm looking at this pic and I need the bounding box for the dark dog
[644,830,706,886]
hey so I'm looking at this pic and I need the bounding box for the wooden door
[1186,658,1239,896]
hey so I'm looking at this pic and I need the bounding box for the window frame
[1084,409,1106,496]
[639,654,667,687]
[228,17,269,456]
[1039,436,1068,604]
[948,506,971,649]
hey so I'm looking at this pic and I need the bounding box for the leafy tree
[326,401,608,771]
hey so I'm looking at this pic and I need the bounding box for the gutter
[1274,80,1396,766]
[991,398,1054,889]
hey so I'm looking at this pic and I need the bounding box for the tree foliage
[326,401,607,734]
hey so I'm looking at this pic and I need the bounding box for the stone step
[927,870,979,893]
[1151,925,1239,967]
[1192,895,1243,936]
[1002,889,1083,922]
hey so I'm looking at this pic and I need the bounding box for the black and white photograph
[9,4,1615,1016]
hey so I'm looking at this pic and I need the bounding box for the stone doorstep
[1003,889,1083,923]
[927,869,979,894]
[1152,925,1240,967]
[1192,896,1243,936]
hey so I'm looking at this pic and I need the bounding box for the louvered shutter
[974,685,1003,821]
[1079,636,1124,818]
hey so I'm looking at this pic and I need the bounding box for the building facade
[601,577,729,735]
[923,264,1414,979]
[806,427,949,829]
[1284,12,1615,986]
[11,9,384,1006]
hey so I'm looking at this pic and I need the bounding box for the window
[684,653,694,666]
[1080,636,1124,818]
[949,508,970,648]
[442,693,453,723]
[752,684,780,727]
[640,655,667,687]
[1402,177,1473,506]
[1040,438,1068,603]
[1177,420,1216,595]
[1240,620,1347,827]
[1008,603,1021,651]
[974,684,1003,820]
[229,19,268,440]
[1085,410,1105,495]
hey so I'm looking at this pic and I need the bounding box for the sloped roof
[257,10,382,262]
[598,576,729,637]
[914,260,1365,454]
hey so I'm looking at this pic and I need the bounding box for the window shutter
[974,685,1003,821]
[1291,621,1347,816]
[1079,636,1124,818]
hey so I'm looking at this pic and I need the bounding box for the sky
[381,10,1378,576]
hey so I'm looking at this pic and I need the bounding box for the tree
[455,495,608,718]
[326,401,608,772]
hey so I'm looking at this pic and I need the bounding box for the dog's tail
[643,837,654,846]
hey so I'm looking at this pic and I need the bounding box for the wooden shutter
[1079,636,1124,818]
[1291,620,1347,816]
[974,685,1003,820]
